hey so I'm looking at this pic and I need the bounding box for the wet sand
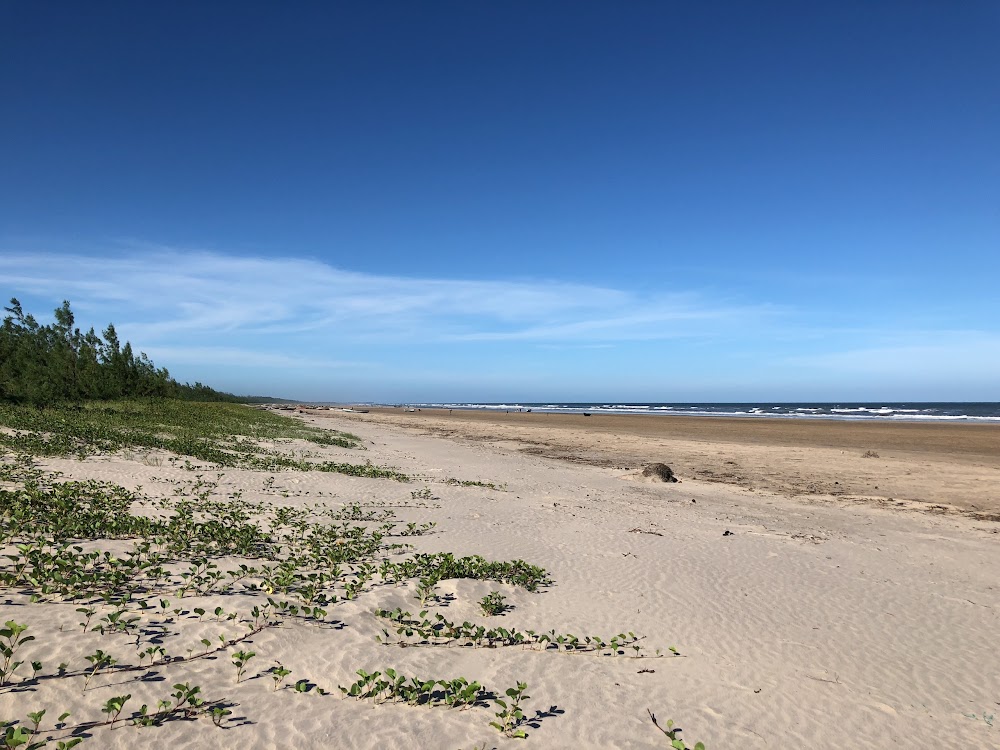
[317,407,1000,517]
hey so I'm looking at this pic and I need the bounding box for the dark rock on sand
[641,463,678,483]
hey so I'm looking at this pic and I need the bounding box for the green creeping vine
[131,683,207,727]
[1,709,80,750]
[0,411,679,745]
[0,682,217,748]
[0,452,561,740]
[1,722,82,750]
[375,608,668,656]
[381,553,550,591]
[0,400,413,480]
[82,650,117,692]
[0,463,448,608]
[340,669,487,710]
[479,591,507,616]
[0,399,363,454]
[100,695,130,729]
[444,478,507,491]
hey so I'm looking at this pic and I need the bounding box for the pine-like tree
[0,298,239,406]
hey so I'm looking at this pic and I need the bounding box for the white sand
[1,411,998,748]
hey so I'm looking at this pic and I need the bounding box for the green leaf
[5,727,30,748]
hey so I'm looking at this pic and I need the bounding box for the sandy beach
[8,2,999,748]
[325,407,1000,517]
[3,408,999,748]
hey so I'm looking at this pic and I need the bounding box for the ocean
[403,402,1000,422]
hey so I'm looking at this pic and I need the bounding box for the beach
[2,407,999,748]
[323,407,1000,516]
[8,2,999,747]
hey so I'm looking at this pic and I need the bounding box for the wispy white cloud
[0,245,771,345]
[448,302,778,342]
[3,243,996,399]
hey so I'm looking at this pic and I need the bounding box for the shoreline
[306,400,1000,423]
[310,406,1000,516]
[408,408,1000,425]
[366,406,1000,452]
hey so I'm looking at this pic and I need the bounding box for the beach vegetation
[340,668,487,709]
[0,300,400,480]
[963,711,995,728]
[0,388,679,746]
[490,682,529,738]
[648,709,706,749]
[445,478,507,491]
[269,663,292,691]
[230,650,256,683]
[414,577,438,607]
[82,650,116,691]
[1,711,79,749]
[100,695,130,729]
[381,553,549,592]
[0,399,391,477]
[1,711,84,750]
[0,621,33,686]
[374,608,654,655]
[479,592,508,616]
[0,452,559,735]
[0,298,236,406]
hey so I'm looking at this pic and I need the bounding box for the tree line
[0,298,241,405]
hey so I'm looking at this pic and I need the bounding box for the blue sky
[2,2,998,402]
